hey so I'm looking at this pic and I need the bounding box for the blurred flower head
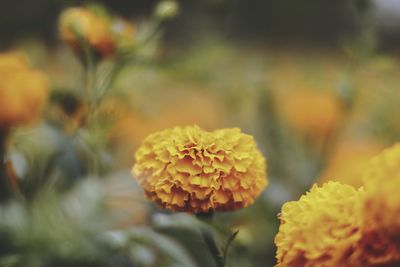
[275,182,364,267]
[58,6,114,58]
[278,89,343,144]
[341,143,400,266]
[0,52,49,129]
[133,125,267,213]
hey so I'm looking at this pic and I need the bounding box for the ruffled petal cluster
[132,125,267,213]
[275,182,365,267]
[276,143,400,267]
[0,52,48,128]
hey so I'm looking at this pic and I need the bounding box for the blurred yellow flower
[363,143,400,233]
[0,52,48,128]
[275,182,364,267]
[357,143,400,265]
[278,89,343,144]
[318,139,383,187]
[58,7,114,57]
[132,125,267,213]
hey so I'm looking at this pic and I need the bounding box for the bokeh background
[1,0,400,267]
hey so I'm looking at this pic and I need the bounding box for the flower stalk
[196,213,226,267]
[95,59,127,108]
[81,39,97,119]
[0,130,13,202]
[200,227,226,267]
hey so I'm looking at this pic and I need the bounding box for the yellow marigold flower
[354,143,400,265]
[275,182,364,267]
[132,125,267,213]
[0,52,49,128]
[58,7,114,57]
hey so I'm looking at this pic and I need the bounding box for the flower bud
[154,0,179,20]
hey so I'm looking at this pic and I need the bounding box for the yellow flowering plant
[58,2,176,124]
[133,125,268,266]
[3,1,400,267]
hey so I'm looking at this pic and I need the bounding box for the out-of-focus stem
[258,87,287,177]
[80,42,102,176]
[95,59,126,108]
[82,43,97,120]
[0,130,13,202]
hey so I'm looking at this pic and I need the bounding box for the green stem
[95,60,126,107]
[200,227,226,267]
[82,44,97,118]
[0,130,13,202]
[80,41,103,176]
[196,213,226,267]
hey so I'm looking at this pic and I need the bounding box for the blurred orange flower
[0,52,48,129]
[133,125,267,213]
[278,89,343,145]
[59,7,137,58]
[58,7,114,57]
